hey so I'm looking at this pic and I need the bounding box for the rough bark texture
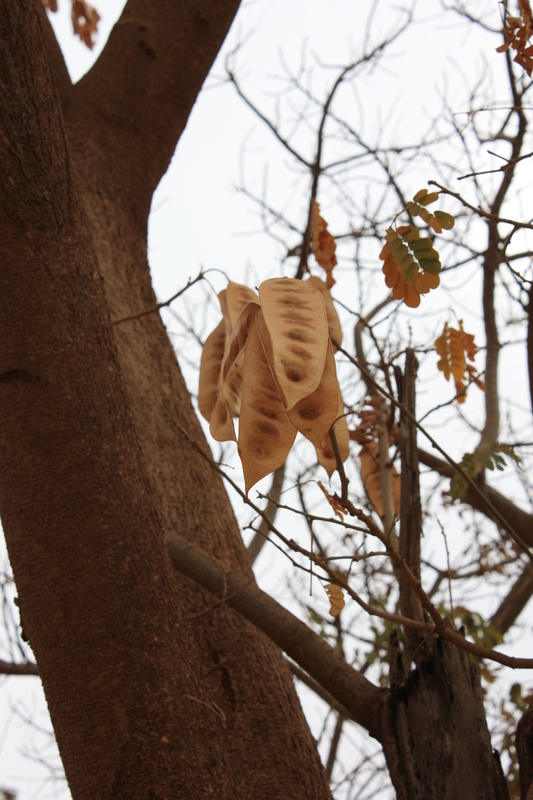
[0,5,235,797]
[0,2,332,798]
[517,703,533,799]
[391,633,508,800]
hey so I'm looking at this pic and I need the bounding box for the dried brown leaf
[359,441,401,519]
[317,481,344,521]
[324,583,345,617]
[71,0,100,49]
[311,201,337,287]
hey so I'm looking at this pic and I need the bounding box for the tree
[2,1,533,799]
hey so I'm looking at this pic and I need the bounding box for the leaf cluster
[199,278,350,491]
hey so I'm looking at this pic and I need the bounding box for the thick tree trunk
[0,2,333,798]
[0,5,237,797]
[60,5,332,798]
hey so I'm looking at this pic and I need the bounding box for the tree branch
[247,463,285,565]
[66,0,242,219]
[0,659,38,676]
[165,533,384,740]
[418,447,533,548]
[490,560,533,635]
[398,350,425,648]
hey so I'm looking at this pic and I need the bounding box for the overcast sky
[3,2,529,797]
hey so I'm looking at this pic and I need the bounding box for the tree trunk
[390,635,508,799]
[0,2,332,798]
[382,352,509,800]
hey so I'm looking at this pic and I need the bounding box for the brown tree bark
[390,634,509,800]
[0,2,331,798]
[398,348,425,652]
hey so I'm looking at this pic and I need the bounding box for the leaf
[317,481,344,521]
[311,201,337,287]
[71,0,100,49]
[198,320,226,422]
[359,441,400,519]
[435,321,482,403]
[324,583,345,617]
[305,276,343,348]
[258,278,329,411]
[380,225,441,308]
[288,341,340,450]
[449,445,517,502]
[434,210,455,230]
[225,282,260,330]
[498,1,533,75]
[238,311,297,494]
[380,191,455,305]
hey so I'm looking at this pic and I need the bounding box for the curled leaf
[359,441,400,519]
[324,583,345,617]
[435,321,484,404]
[498,0,533,75]
[210,303,259,442]
[317,481,344,521]
[311,201,337,288]
[71,0,100,49]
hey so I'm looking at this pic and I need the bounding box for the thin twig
[112,271,206,325]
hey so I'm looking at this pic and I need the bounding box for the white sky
[2,1,532,798]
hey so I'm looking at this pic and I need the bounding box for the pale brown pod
[210,385,237,443]
[238,310,297,494]
[258,277,329,410]
[198,319,227,422]
[225,282,259,329]
[288,340,340,449]
[218,289,231,338]
[305,276,342,348]
[210,303,260,443]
